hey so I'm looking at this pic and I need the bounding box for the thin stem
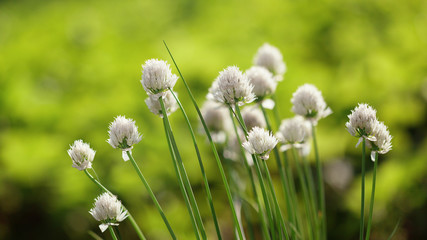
[270,93,282,129]
[108,226,119,240]
[365,152,378,240]
[312,123,326,240]
[360,138,366,240]
[114,226,122,240]
[127,152,177,239]
[158,99,201,240]
[229,110,271,240]
[164,41,244,240]
[83,170,146,240]
[169,89,222,240]
[302,155,320,240]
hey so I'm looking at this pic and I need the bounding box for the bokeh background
[1,0,426,239]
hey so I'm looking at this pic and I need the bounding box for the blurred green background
[1,0,426,239]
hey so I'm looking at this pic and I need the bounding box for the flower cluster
[346,103,392,160]
[276,116,311,154]
[107,115,142,160]
[67,140,95,171]
[141,59,179,117]
[245,66,277,98]
[89,193,128,232]
[253,43,287,81]
[242,126,278,160]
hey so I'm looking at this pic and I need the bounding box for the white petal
[366,135,377,142]
[122,150,130,161]
[99,223,109,232]
[355,137,363,148]
[262,99,275,109]
[371,151,376,162]
[280,144,292,152]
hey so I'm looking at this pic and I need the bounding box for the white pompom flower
[276,116,311,152]
[370,121,392,161]
[208,66,256,106]
[242,127,278,160]
[145,91,178,118]
[253,43,287,81]
[67,139,95,171]
[345,103,379,147]
[107,116,142,161]
[201,100,232,144]
[242,106,266,131]
[291,84,332,125]
[245,66,277,98]
[89,193,128,232]
[141,59,178,95]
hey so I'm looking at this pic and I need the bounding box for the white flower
[107,116,142,160]
[345,103,378,144]
[141,59,178,94]
[291,84,332,124]
[145,91,179,118]
[276,116,311,152]
[370,121,392,161]
[245,66,277,98]
[242,127,278,160]
[253,43,287,81]
[201,100,232,143]
[89,193,128,232]
[208,66,256,106]
[67,140,95,171]
[242,106,266,131]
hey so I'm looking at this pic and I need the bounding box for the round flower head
[89,193,128,232]
[369,121,392,161]
[242,126,278,160]
[245,66,277,98]
[145,91,178,118]
[253,43,287,81]
[208,66,256,106]
[67,139,95,171]
[141,59,178,95]
[242,106,266,131]
[276,116,311,152]
[201,100,232,143]
[345,103,378,146]
[107,116,142,161]
[291,84,332,124]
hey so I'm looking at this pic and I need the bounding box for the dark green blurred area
[0,0,426,239]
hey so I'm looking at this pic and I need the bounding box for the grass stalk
[108,226,118,240]
[360,138,366,240]
[302,155,320,239]
[164,41,244,239]
[365,151,378,240]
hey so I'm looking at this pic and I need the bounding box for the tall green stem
[312,123,326,240]
[360,138,366,240]
[108,226,119,240]
[169,89,222,239]
[84,170,146,240]
[366,152,378,240]
[126,152,177,239]
[164,41,244,240]
[302,155,320,239]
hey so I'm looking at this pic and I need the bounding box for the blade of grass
[108,226,118,240]
[365,152,378,240]
[387,219,401,240]
[360,138,366,240]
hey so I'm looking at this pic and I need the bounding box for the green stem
[114,226,122,240]
[164,41,244,240]
[312,123,326,240]
[302,155,320,239]
[158,98,202,240]
[360,138,366,240]
[270,93,282,129]
[108,226,118,240]
[365,152,378,240]
[127,152,177,239]
[229,110,271,240]
[83,170,146,240]
[169,89,222,239]
[259,103,296,239]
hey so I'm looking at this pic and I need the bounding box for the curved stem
[360,138,366,240]
[365,152,378,240]
[164,41,244,240]
[169,89,222,239]
[312,123,326,240]
[108,226,118,240]
[84,170,146,240]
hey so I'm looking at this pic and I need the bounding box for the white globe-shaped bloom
[253,43,287,81]
[141,59,178,94]
[242,127,278,160]
[89,193,128,232]
[107,116,142,149]
[208,66,256,106]
[371,121,392,160]
[276,116,311,152]
[68,139,95,171]
[242,106,266,131]
[201,100,232,143]
[245,66,277,98]
[145,91,178,118]
[345,103,378,141]
[291,84,332,124]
